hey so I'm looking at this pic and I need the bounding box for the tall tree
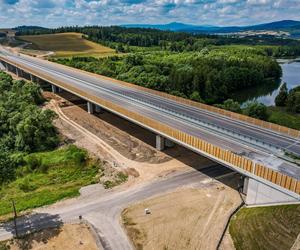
[275,83,288,107]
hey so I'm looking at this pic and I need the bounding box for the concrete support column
[58,87,63,93]
[242,176,249,195]
[0,62,5,71]
[16,67,19,77]
[87,101,94,114]
[95,105,102,113]
[30,74,34,82]
[156,135,165,151]
[51,84,58,93]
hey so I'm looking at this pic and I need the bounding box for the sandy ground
[4,224,99,250]
[122,178,241,250]
[43,91,215,187]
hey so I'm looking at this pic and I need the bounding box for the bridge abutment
[244,177,299,205]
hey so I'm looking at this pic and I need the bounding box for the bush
[26,155,42,171]
[0,151,17,185]
[18,177,38,192]
[65,145,87,165]
[215,99,242,113]
[243,102,270,121]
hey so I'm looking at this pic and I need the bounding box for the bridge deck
[0,49,299,197]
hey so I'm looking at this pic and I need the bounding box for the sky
[0,0,299,28]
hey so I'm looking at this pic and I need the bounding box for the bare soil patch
[44,91,170,164]
[3,224,99,250]
[122,181,241,250]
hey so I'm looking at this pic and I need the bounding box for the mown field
[0,145,100,220]
[229,204,300,250]
[18,32,116,57]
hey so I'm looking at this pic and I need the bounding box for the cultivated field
[19,32,115,57]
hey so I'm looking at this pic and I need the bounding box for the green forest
[53,47,281,104]
[0,72,101,217]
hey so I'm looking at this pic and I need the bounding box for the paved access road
[0,166,232,250]
[0,50,299,179]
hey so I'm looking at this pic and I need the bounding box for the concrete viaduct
[0,48,299,205]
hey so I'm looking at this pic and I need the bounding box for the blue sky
[0,0,299,28]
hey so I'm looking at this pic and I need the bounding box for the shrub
[18,177,38,192]
[26,155,42,171]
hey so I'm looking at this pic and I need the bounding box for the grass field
[19,32,116,57]
[0,145,100,220]
[229,204,300,250]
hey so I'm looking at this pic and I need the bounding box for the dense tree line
[0,72,59,184]
[15,26,300,56]
[275,83,300,113]
[53,47,281,104]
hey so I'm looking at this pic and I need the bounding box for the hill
[19,32,116,57]
[123,22,216,31]
[122,20,300,38]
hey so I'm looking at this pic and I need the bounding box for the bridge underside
[1,60,299,206]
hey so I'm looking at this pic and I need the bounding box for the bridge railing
[1,56,300,196]
[84,69,300,139]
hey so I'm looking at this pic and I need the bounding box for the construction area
[0,72,298,250]
[40,90,244,249]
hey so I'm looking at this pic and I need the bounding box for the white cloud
[0,0,299,28]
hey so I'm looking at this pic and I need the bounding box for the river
[232,58,300,106]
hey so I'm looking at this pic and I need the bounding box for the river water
[232,58,300,106]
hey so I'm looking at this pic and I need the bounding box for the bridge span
[0,48,299,205]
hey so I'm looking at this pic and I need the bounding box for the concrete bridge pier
[0,61,5,71]
[87,101,94,114]
[243,177,299,205]
[51,84,59,93]
[156,135,165,151]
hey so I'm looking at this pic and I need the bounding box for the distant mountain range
[12,20,300,38]
[123,20,300,38]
